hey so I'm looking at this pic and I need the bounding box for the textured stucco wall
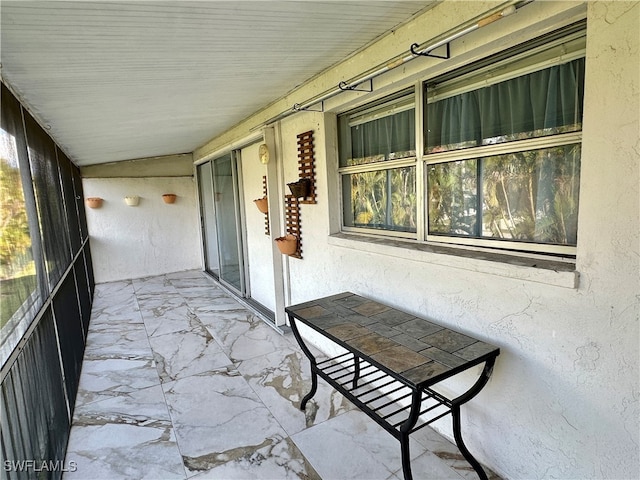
[83,176,201,283]
[241,142,277,312]
[199,2,638,478]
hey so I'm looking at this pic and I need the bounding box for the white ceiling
[0,1,436,166]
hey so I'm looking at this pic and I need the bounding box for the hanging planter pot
[275,234,298,255]
[287,178,311,198]
[162,193,177,204]
[86,197,103,209]
[124,195,140,206]
[254,196,268,213]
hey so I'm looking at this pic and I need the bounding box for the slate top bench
[286,292,500,480]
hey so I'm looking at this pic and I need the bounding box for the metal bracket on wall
[410,41,451,60]
[292,101,324,113]
[338,79,373,93]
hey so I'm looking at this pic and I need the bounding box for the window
[338,26,585,256]
[339,91,417,234]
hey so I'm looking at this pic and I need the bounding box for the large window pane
[481,144,580,245]
[426,58,585,153]
[343,166,416,232]
[427,160,478,236]
[428,144,580,245]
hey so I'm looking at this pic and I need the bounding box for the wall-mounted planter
[86,197,103,209]
[124,195,140,206]
[287,178,311,198]
[254,196,268,213]
[275,234,298,255]
[162,193,177,204]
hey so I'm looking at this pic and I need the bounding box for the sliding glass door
[198,152,246,294]
[197,162,219,277]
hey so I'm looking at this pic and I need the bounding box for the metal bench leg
[288,314,319,410]
[399,389,422,480]
[400,433,413,480]
[452,405,488,480]
[450,358,496,480]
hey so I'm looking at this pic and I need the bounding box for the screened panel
[52,268,84,404]
[343,166,416,232]
[24,112,71,288]
[1,309,69,480]
[83,245,95,296]
[72,165,89,242]
[0,85,45,346]
[426,58,585,153]
[74,261,91,335]
[57,149,82,255]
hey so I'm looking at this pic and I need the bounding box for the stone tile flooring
[64,270,499,479]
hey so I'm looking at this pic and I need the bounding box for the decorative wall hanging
[86,197,103,209]
[296,130,317,204]
[261,176,269,235]
[162,193,177,204]
[283,194,302,258]
[124,195,140,206]
[287,178,311,198]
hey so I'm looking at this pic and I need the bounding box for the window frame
[337,25,586,258]
[338,89,419,238]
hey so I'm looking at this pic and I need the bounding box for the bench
[286,292,499,480]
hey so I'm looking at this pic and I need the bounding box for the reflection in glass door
[198,152,246,294]
[212,153,244,292]
[197,162,219,277]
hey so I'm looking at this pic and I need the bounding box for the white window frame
[338,27,586,258]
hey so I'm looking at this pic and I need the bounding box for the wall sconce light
[86,197,103,209]
[124,195,140,206]
[162,194,177,204]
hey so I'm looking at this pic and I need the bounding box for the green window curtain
[347,108,415,166]
[427,58,585,152]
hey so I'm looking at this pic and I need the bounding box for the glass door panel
[197,162,220,277]
[212,153,244,292]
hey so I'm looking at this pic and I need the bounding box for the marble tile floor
[64,270,500,480]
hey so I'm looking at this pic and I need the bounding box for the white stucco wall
[240,142,277,312]
[195,2,639,478]
[83,176,201,283]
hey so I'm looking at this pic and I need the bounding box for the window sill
[328,232,579,289]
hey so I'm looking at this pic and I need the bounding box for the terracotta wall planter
[254,196,268,213]
[162,194,177,204]
[275,234,298,255]
[86,197,103,209]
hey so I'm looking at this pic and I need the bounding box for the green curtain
[427,58,585,151]
[350,108,415,163]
